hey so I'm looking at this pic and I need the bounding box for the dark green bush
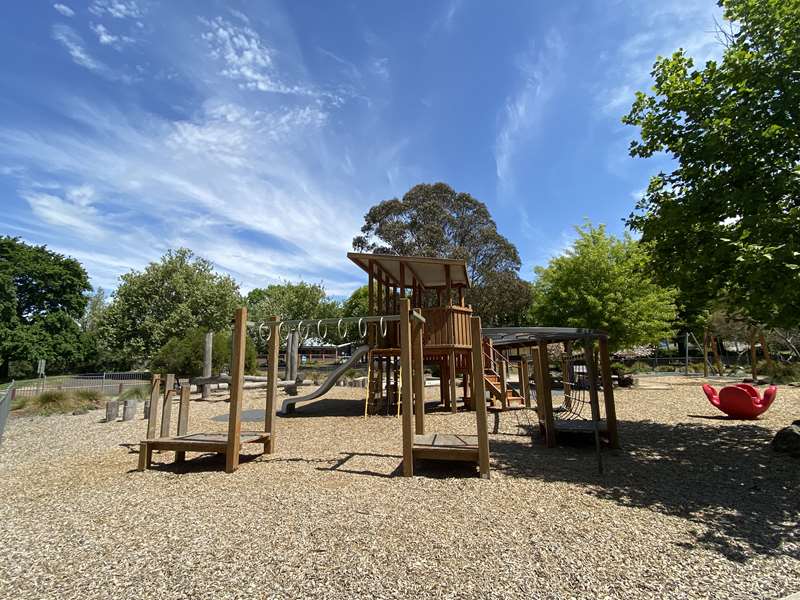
[150,327,258,378]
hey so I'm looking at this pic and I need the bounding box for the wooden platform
[138,431,271,471]
[412,433,480,462]
[552,419,608,434]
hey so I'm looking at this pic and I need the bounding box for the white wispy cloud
[21,185,105,239]
[90,23,133,49]
[200,16,314,96]
[495,30,565,189]
[598,0,723,116]
[89,0,142,19]
[53,3,75,17]
[52,24,103,72]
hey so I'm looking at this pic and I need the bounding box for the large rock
[772,420,800,457]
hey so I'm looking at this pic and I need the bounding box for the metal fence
[0,382,13,446]
[10,371,152,399]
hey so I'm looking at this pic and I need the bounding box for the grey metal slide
[280,345,371,414]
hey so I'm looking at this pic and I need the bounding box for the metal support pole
[203,331,213,400]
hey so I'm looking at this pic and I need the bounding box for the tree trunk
[0,358,8,381]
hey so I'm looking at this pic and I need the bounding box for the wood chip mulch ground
[0,375,798,599]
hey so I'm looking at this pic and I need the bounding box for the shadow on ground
[490,417,799,562]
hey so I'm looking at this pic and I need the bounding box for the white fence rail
[0,382,13,446]
[10,372,151,399]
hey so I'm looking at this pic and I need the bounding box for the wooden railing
[421,306,473,349]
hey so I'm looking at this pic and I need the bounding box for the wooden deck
[412,433,480,462]
[552,419,608,434]
[138,431,271,470]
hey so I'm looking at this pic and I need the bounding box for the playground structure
[136,252,619,476]
[702,383,778,419]
[482,328,620,450]
[138,307,277,473]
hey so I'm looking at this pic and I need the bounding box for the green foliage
[0,237,91,380]
[623,0,800,328]
[118,386,150,402]
[247,281,339,322]
[353,182,531,325]
[629,361,653,374]
[150,327,257,378]
[529,223,678,351]
[342,285,369,318]
[17,389,104,416]
[73,389,104,405]
[101,248,241,366]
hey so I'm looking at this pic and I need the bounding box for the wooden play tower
[348,253,476,414]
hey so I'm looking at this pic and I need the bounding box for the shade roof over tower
[347,252,470,289]
[482,327,608,348]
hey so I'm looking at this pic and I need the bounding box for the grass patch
[13,389,106,416]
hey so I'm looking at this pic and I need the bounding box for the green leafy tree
[150,327,257,377]
[623,0,800,328]
[0,237,91,379]
[353,182,531,325]
[341,285,369,318]
[247,281,340,322]
[101,248,241,366]
[529,224,678,350]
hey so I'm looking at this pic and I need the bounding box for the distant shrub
[629,361,652,374]
[151,327,258,378]
[766,361,800,384]
[655,365,677,373]
[37,390,69,405]
[73,389,104,407]
[119,386,149,402]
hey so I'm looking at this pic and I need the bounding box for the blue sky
[0,0,723,297]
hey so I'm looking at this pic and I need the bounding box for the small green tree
[101,248,241,366]
[529,223,678,350]
[150,327,257,378]
[341,285,369,318]
[0,237,91,379]
[623,0,800,328]
[246,281,339,322]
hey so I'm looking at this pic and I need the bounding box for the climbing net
[554,347,599,421]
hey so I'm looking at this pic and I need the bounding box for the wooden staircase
[482,351,526,412]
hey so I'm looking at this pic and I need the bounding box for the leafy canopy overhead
[353,182,531,325]
[0,237,91,379]
[101,248,241,365]
[623,0,800,328]
[529,223,678,351]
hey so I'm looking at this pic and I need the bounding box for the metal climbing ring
[337,319,348,338]
[358,318,368,338]
[379,316,388,337]
[278,321,290,342]
[317,320,328,340]
[258,322,271,342]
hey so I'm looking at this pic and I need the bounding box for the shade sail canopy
[347,252,470,289]
[483,327,608,348]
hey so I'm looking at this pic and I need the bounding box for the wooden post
[160,374,175,438]
[226,307,247,473]
[598,336,619,448]
[759,331,773,373]
[412,316,425,435]
[400,298,414,476]
[175,385,191,463]
[750,329,758,380]
[122,398,137,421]
[202,331,213,401]
[520,360,531,408]
[563,342,573,409]
[449,350,458,413]
[470,317,490,479]
[498,354,508,410]
[265,315,278,453]
[710,335,723,375]
[536,341,555,447]
[146,374,161,438]
[584,343,601,422]
[445,264,452,306]
[703,329,710,378]
[105,399,119,422]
